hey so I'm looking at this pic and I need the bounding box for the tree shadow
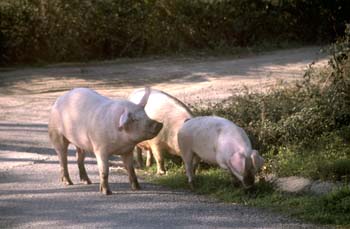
[0,46,327,95]
[0,120,311,228]
[0,180,307,228]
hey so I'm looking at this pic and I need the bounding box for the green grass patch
[264,132,350,181]
[143,164,350,226]
[139,29,350,227]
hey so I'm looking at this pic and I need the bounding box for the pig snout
[242,172,255,189]
[147,119,163,137]
[230,153,257,189]
[152,120,163,135]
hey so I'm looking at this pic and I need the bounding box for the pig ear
[118,108,130,130]
[138,86,151,107]
[251,150,264,172]
[230,153,246,175]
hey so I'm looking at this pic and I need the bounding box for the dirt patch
[0,46,332,228]
[0,46,328,123]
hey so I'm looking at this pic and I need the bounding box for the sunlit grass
[141,162,350,227]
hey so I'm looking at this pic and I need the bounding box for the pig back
[50,88,126,152]
[179,116,252,163]
[129,89,192,155]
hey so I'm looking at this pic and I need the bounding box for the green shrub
[147,162,350,226]
[1,0,350,64]
[191,25,350,179]
[321,159,350,181]
[315,187,350,224]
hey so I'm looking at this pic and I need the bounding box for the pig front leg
[76,147,92,184]
[96,153,112,195]
[230,173,241,187]
[122,152,141,190]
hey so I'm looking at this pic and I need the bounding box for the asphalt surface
[0,47,331,228]
[0,122,326,228]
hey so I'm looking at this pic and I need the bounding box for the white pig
[48,87,163,195]
[129,88,193,174]
[178,116,264,189]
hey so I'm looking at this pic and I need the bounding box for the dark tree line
[0,0,349,64]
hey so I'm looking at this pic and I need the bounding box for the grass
[140,162,350,227]
[132,32,350,227]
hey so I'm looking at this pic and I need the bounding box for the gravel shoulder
[0,47,331,228]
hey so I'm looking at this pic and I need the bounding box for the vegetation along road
[0,47,329,228]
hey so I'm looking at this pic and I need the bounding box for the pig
[48,87,163,195]
[129,88,193,174]
[178,116,264,189]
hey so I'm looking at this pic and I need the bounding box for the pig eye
[128,113,138,122]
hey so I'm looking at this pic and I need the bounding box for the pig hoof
[131,183,141,191]
[105,190,113,195]
[231,179,241,188]
[189,182,195,191]
[157,170,166,176]
[61,177,73,185]
[101,188,112,195]
[100,185,112,195]
[81,178,92,185]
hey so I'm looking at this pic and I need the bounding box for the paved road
[0,47,330,228]
[0,123,320,228]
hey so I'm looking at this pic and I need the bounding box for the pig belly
[58,114,94,152]
[191,139,218,164]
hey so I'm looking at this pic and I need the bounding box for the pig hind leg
[192,154,201,175]
[145,149,154,167]
[152,145,166,175]
[181,149,196,190]
[134,147,153,169]
[49,130,73,185]
[134,147,144,169]
[122,152,140,190]
[76,147,92,184]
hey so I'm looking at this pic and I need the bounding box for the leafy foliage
[1,0,350,64]
[191,25,350,180]
[147,164,350,226]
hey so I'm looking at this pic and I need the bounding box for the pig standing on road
[48,87,163,195]
[129,88,193,175]
[178,116,264,189]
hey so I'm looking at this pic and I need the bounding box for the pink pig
[178,116,264,189]
[48,87,162,195]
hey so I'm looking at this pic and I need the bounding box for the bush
[191,25,350,179]
[321,159,350,181]
[318,186,350,224]
[1,0,350,64]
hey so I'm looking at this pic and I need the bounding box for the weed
[143,26,350,226]
[145,162,350,226]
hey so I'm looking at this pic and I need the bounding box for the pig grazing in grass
[129,88,193,175]
[48,87,163,195]
[178,116,264,189]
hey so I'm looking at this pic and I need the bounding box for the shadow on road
[0,122,98,167]
[0,178,297,228]
[0,47,327,95]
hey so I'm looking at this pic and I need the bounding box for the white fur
[50,88,154,154]
[129,88,192,174]
[178,116,264,188]
[48,87,162,194]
